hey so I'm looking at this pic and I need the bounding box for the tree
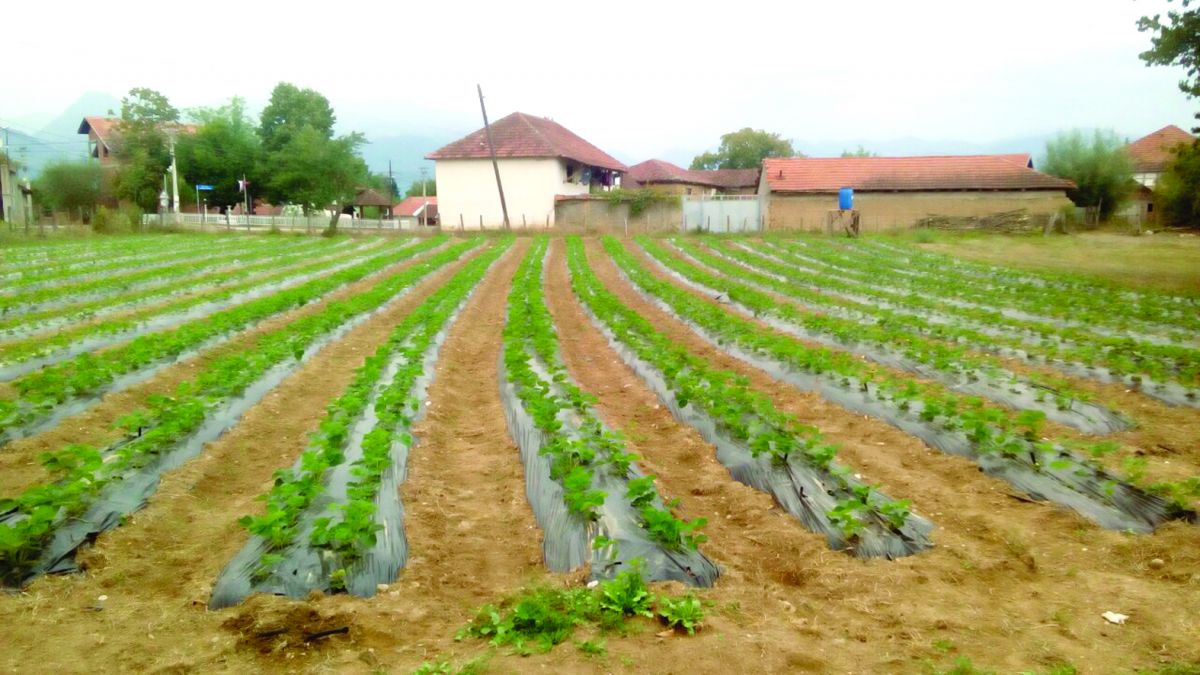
[841,146,876,157]
[1157,139,1200,226]
[256,82,367,228]
[259,82,336,153]
[1139,0,1200,105]
[1140,0,1200,226]
[363,173,399,201]
[690,128,798,170]
[405,178,436,198]
[34,161,106,215]
[112,87,179,211]
[177,97,262,210]
[261,125,367,215]
[1040,130,1134,220]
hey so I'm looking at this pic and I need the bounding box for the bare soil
[0,235,1195,675]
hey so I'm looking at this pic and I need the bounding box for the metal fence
[681,195,763,233]
[143,212,430,233]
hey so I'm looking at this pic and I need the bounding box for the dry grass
[914,231,1200,295]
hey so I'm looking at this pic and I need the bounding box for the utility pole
[168,132,180,215]
[387,160,394,221]
[420,166,428,228]
[477,84,510,230]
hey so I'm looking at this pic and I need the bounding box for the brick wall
[554,197,681,233]
[766,190,1074,232]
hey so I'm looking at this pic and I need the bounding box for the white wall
[435,157,590,229]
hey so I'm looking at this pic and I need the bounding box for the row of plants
[503,238,709,559]
[863,238,1200,310]
[0,236,311,314]
[455,560,705,656]
[770,238,1199,341]
[724,240,1200,399]
[0,234,275,292]
[0,234,225,275]
[0,238,483,587]
[657,238,1124,432]
[0,238,367,336]
[567,237,923,552]
[605,237,1193,529]
[0,236,453,442]
[236,239,509,592]
[0,238,392,366]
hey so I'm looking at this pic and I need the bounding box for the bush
[92,205,142,234]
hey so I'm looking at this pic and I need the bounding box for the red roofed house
[759,154,1076,231]
[1124,125,1196,224]
[77,116,199,170]
[625,159,761,196]
[392,195,438,227]
[427,112,627,229]
[78,117,121,167]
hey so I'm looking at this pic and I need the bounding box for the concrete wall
[555,197,681,233]
[765,190,1074,232]
[436,157,589,229]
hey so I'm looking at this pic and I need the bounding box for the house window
[1147,203,1154,213]
[686,187,693,195]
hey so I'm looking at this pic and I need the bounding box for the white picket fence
[143,212,431,233]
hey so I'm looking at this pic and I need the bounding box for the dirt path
[563,237,1200,673]
[0,240,452,496]
[0,242,485,673]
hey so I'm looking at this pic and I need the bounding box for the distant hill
[40,91,121,140]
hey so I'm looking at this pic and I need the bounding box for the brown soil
[0,240,453,497]
[549,237,1200,673]
[686,239,1200,490]
[0,236,1196,675]
[0,240,487,674]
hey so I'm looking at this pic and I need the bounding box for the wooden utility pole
[477,84,510,230]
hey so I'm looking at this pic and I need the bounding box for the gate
[681,195,762,233]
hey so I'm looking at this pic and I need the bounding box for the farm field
[0,231,1197,674]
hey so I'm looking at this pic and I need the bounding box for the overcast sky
[3,0,1196,159]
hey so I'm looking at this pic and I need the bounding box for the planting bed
[0,232,1197,674]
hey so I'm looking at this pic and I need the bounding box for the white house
[427,112,626,229]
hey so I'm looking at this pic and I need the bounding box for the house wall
[765,190,1074,232]
[435,157,588,229]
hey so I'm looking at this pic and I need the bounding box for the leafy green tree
[259,82,336,153]
[1139,0,1200,226]
[261,125,367,214]
[1157,140,1200,226]
[841,146,876,157]
[1041,130,1134,219]
[177,97,262,210]
[34,160,106,215]
[112,87,179,211]
[363,173,399,201]
[405,178,436,198]
[257,82,367,228]
[690,128,798,170]
[1139,0,1200,104]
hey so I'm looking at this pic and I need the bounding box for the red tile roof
[704,168,761,189]
[392,195,438,217]
[1126,125,1195,173]
[763,155,1075,193]
[77,116,119,149]
[626,159,760,190]
[427,112,627,172]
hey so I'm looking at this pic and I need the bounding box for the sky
[2,0,1196,167]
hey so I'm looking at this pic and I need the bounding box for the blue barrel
[838,187,854,210]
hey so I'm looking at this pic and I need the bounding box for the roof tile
[427,112,627,172]
[763,155,1074,193]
